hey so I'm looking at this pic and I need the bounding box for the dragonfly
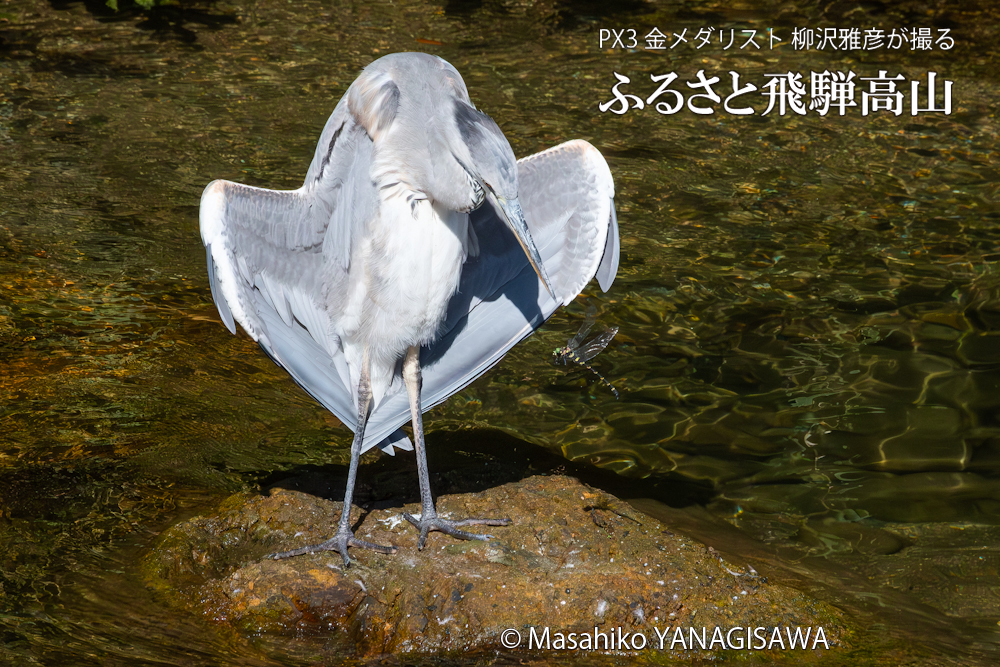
[553,308,620,399]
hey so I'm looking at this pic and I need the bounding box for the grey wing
[361,139,618,449]
[514,139,618,305]
[200,95,414,454]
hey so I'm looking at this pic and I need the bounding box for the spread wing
[200,88,393,449]
[576,325,619,362]
[201,135,618,454]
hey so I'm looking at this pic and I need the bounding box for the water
[2,0,1000,664]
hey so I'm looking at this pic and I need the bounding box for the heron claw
[402,512,512,550]
[270,529,397,567]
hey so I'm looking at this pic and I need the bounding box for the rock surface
[144,474,852,659]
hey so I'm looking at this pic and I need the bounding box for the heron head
[449,101,555,298]
[355,53,555,298]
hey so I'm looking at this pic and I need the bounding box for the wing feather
[597,203,620,292]
[205,244,236,334]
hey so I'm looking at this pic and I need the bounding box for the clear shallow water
[2,0,1000,664]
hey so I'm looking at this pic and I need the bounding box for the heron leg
[270,349,398,567]
[400,345,511,549]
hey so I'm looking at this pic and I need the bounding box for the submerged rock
[144,475,850,659]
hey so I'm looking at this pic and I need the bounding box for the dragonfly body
[553,310,619,398]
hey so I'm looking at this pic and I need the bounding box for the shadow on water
[47,0,236,43]
[260,429,714,510]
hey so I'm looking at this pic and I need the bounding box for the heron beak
[490,191,556,299]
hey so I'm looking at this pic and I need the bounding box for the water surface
[2,0,999,664]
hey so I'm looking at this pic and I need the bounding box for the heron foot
[270,528,397,567]
[402,512,512,550]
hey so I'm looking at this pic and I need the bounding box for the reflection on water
[2,0,1000,664]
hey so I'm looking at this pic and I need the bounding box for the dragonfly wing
[576,325,619,363]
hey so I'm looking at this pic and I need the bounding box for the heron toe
[402,511,512,550]
[270,527,397,567]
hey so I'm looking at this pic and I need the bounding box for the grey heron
[200,52,619,566]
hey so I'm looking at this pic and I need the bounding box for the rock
[144,475,851,658]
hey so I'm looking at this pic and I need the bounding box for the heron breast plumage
[339,182,473,406]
